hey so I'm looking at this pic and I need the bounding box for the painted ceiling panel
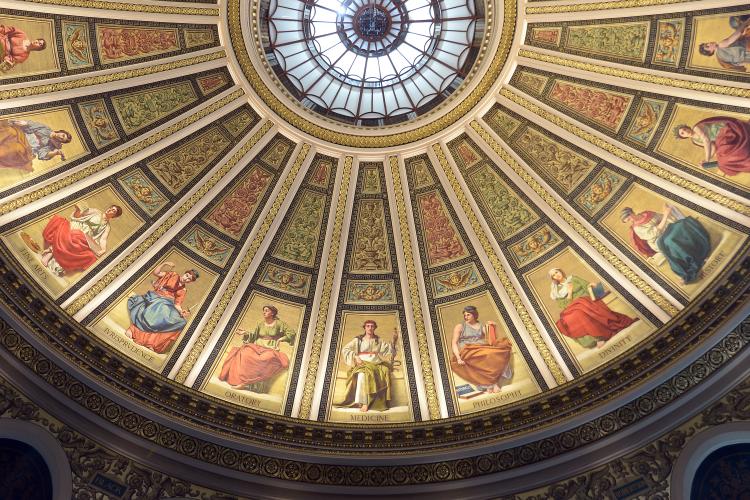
[0,0,748,476]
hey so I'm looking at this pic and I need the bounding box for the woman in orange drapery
[450,306,513,393]
[219,305,295,393]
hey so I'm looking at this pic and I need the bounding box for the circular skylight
[263,0,483,126]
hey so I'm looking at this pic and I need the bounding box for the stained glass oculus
[263,0,484,126]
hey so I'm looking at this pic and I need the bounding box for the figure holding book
[620,204,710,285]
[549,268,636,349]
[125,262,198,353]
[450,306,512,394]
[674,117,750,176]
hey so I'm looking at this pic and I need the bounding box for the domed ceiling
[0,0,749,487]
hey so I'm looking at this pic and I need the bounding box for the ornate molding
[0,377,226,499]
[174,142,311,383]
[0,299,747,484]
[431,143,568,385]
[470,119,679,317]
[500,88,750,217]
[518,49,750,99]
[388,155,440,419]
[297,156,354,419]
[518,370,750,499]
[0,50,226,100]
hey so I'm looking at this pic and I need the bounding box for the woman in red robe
[0,25,46,70]
[549,268,637,349]
[36,205,122,277]
[219,305,296,393]
[675,117,750,176]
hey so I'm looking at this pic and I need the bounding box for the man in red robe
[38,205,122,276]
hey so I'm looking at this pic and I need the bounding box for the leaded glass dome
[263,0,483,125]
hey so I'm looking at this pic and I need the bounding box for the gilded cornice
[0,269,746,472]
[470,119,679,317]
[0,377,228,499]
[516,369,750,498]
[174,141,311,383]
[2,326,748,495]
[431,143,568,385]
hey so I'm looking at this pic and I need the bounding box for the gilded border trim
[227,0,512,147]
[470,119,679,317]
[18,0,219,15]
[519,49,750,99]
[388,156,440,419]
[500,88,750,217]
[0,50,226,100]
[66,118,272,315]
[0,87,243,217]
[431,143,568,385]
[527,0,695,15]
[297,156,354,418]
[174,141,311,383]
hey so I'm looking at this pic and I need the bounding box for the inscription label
[472,390,523,409]
[599,335,633,359]
[223,390,262,408]
[103,327,154,362]
[350,414,389,422]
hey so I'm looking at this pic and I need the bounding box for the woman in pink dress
[219,305,295,393]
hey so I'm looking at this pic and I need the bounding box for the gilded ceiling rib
[66,118,273,317]
[0,88,244,218]
[431,143,568,385]
[470,119,680,317]
[0,50,225,101]
[14,0,219,16]
[297,156,354,419]
[387,156,440,419]
[500,88,750,217]
[527,0,698,15]
[519,49,750,100]
[172,141,311,383]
